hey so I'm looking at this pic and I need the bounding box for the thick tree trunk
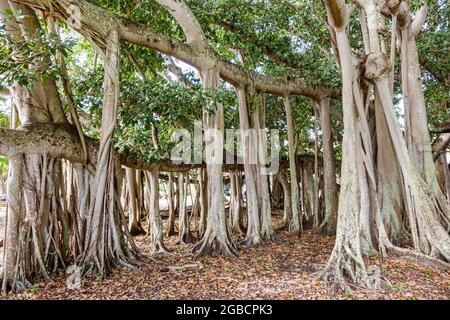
[229,170,244,235]
[302,164,316,227]
[316,98,338,235]
[0,3,75,294]
[193,68,237,257]
[319,0,375,290]
[277,170,292,230]
[125,168,145,236]
[1,154,70,294]
[166,172,176,236]
[145,169,167,253]
[364,0,450,260]
[237,87,261,246]
[375,96,406,244]
[80,29,137,276]
[197,168,208,237]
[283,96,302,235]
[255,95,275,241]
[177,173,193,244]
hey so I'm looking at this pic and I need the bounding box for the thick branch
[0,124,323,173]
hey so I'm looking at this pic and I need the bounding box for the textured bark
[375,96,406,244]
[145,169,167,253]
[165,172,176,236]
[193,68,237,257]
[229,170,244,235]
[80,29,137,276]
[1,154,71,294]
[0,3,74,294]
[177,173,193,244]
[316,98,338,235]
[364,0,450,260]
[277,170,292,230]
[283,96,302,235]
[255,95,275,241]
[237,87,261,246]
[125,168,145,236]
[319,0,375,290]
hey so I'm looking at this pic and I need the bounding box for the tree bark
[80,29,137,276]
[316,98,338,235]
[237,87,261,246]
[125,168,145,236]
[283,96,302,235]
[145,169,167,253]
[177,172,193,244]
[193,68,237,257]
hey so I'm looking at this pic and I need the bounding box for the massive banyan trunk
[362,0,450,260]
[193,68,237,257]
[319,0,380,290]
[375,96,406,244]
[2,154,70,293]
[0,3,74,294]
[237,87,262,246]
[79,29,138,275]
[320,0,450,290]
[316,98,338,235]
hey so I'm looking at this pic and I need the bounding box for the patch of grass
[29,284,39,294]
[392,282,407,291]
[368,252,379,260]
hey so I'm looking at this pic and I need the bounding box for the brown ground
[1,213,449,300]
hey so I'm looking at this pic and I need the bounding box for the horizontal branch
[12,0,340,99]
[0,124,323,173]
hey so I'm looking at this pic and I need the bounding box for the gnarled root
[193,228,238,258]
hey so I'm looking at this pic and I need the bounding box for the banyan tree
[0,0,448,295]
